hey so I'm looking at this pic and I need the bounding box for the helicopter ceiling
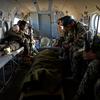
[0,0,100,20]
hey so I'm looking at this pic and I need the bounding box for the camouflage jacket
[76,59,100,100]
[64,22,86,49]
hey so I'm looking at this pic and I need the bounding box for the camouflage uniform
[74,59,100,100]
[60,21,87,78]
[94,78,100,100]
[67,22,87,76]
[6,28,30,54]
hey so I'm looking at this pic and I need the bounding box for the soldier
[73,35,100,100]
[57,15,87,78]
[57,15,86,56]
[18,20,30,55]
[57,16,90,100]
[5,21,30,55]
[2,24,22,53]
[5,24,23,44]
[94,78,100,100]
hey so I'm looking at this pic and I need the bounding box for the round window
[2,21,8,33]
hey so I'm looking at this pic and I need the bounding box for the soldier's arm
[74,59,99,99]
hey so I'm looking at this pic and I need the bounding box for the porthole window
[94,15,99,31]
[90,14,97,30]
[2,21,8,33]
[97,16,100,34]
[13,17,21,25]
[90,13,100,37]
[90,14,99,37]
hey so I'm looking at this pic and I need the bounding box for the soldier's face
[57,20,64,33]
[64,25,72,33]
